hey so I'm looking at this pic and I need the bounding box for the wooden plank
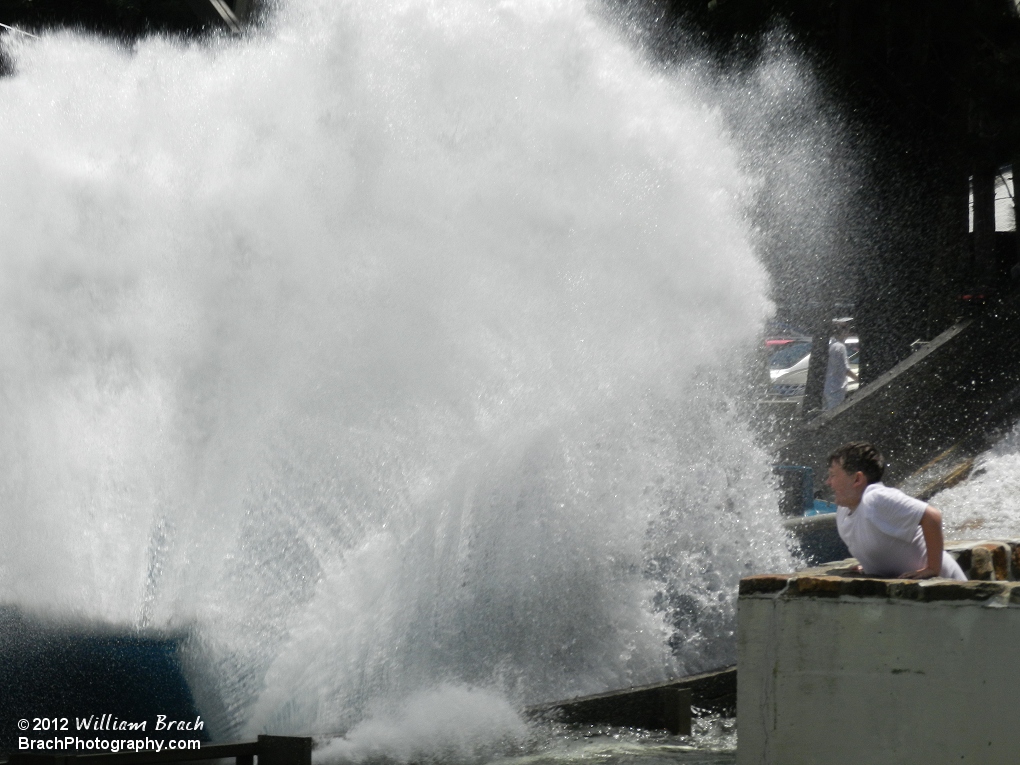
[525,665,736,733]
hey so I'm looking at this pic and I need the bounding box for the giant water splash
[0,0,803,751]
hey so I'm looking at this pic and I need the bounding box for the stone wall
[946,540,1020,581]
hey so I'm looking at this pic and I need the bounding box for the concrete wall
[737,549,1020,765]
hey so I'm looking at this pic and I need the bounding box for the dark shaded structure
[0,607,201,753]
[0,0,255,38]
[526,665,736,732]
[779,288,1020,513]
[631,0,1020,408]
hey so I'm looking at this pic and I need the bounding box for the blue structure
[0,606,203,753]
[774,465,836,516]
[775,465,848,566]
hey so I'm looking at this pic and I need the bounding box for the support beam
[801,317,831,418]
[185,0,242,33]
[1013,157,1019,275]
[972,160,997,284]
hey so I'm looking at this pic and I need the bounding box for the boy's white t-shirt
[836,482,966,580]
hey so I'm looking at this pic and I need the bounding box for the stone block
[792,576,843,596]
[977,543,1009,580]
[738,574,792,595]
[952,547,972,575]
[836,577,892,598]
[968,546,994,580]
[888,580,1005,602]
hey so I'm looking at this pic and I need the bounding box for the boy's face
[826,459,867,509]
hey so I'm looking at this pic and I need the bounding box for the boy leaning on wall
[826,441,966,580]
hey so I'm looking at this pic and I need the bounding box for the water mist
[0,0,802,753]
[933,423,1020,540]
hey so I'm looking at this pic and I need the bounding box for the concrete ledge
[741,571,1014,602]
[740,539,1020,598]
[737,538,1020,764]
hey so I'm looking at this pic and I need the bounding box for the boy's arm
[902,506,944,579]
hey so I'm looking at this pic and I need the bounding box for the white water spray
[0,0,801,750]
[934,424,1020,539]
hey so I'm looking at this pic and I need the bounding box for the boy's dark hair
[828,442,884,484]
